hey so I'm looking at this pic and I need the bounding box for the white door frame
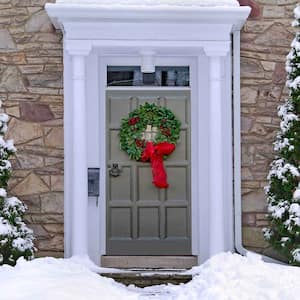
[95,55,202,259]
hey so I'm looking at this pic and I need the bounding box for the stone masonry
[239,0,298,259]
[0,0,63,258]
[0,0,297,259]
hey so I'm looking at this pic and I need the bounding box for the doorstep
[100,269,193,287]
[101,256,197,269]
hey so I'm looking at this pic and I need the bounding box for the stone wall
[0,0,64,257]
[0,0,298,259]
[239,0,298,258]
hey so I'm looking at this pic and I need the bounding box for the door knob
[109,163,122,177]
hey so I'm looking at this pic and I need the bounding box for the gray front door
[106,90,191,255]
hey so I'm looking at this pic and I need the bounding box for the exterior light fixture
[140,50,156,73]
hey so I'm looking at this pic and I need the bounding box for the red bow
[141,141,175,188]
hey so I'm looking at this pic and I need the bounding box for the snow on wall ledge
[55,0,240,8]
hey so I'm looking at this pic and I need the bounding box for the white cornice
[55,0,240,7]
[45,4,250,31]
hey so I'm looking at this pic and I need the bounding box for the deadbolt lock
[109,163,122,177]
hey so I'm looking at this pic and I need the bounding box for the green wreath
[120,103,181,161]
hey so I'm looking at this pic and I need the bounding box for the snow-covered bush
[0,103,35,266]
[264,5,300,266]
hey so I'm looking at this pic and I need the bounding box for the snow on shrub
[264,5,300,266]
[0,102,35,266]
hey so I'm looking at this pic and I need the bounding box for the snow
[267,158,300,182]
[295,5,300,19]
[294,186,300,200]
[278,102,299,134]
[0,113,9,123]
[292,249,300,262]
[55,0,240,8]
[5,140,16,153]
[1,253,300,300]
[0,218,12,235]
[0,187,7,197]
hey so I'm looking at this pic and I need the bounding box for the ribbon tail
[150,156,169,189]
[141,142,176,189]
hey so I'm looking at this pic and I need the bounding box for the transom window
[107,66,190,87]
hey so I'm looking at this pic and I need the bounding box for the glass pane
[156,67,190,87]
[107,66,189,87]
[107,66,142,86]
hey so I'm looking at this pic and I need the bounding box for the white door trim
[97,55,200,258]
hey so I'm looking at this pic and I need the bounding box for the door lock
[109,163,122,177]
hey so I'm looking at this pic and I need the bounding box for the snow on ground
[0,252,300,300]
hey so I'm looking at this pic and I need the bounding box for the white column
[70,52,89,256]
[204,45,229,256]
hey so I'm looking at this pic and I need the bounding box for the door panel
[107,90,191,255]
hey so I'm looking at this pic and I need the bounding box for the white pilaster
[204,46,229,256]
[69,48,91,256]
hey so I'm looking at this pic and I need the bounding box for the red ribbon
[141,141,175,188]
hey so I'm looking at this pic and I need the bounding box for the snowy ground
[0,252,300,300]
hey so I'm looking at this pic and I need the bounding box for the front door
[106,90,191,255]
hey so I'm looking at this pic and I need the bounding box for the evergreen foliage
[0,103,35,266]
[119,103,181,161]
[264,6,300,265]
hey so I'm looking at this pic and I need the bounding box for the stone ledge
[101,256,197,269]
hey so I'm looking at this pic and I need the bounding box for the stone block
[256,220,269,227]
[250,123,267,135]
[12,172,49,196]
[241,87,258,103]
[45,127,63,149]
[0,66,26,92]
[7,118,43,144]
[26,73,62,88]
[241,58,264,78]
[28,224,49,239]
[242,213,256,226]
[25,10,53,32]
[242,227,269,248]
[272,63,286,84]
[37,234,64,251]
[16,152,44,169]
[41,192,64,214]
[43,224,64,234]
[242,168,253,180]
[254,23,293,47]
[5,106,20,118]
[20,195,41,213]
[242,190,268,212]
[51,175,64,192]
[27,87,59,95]
[0,29,16,50]
[20,102,54,122]
[263,6,285,19]
[241,116,254,133]
[30,214,64,224]
[261,61,276,71]
[19,65,44,74]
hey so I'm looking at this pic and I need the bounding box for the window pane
[107,66,142,86]
[107,66,189,87]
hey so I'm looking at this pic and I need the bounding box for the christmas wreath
[119,103,181,188]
